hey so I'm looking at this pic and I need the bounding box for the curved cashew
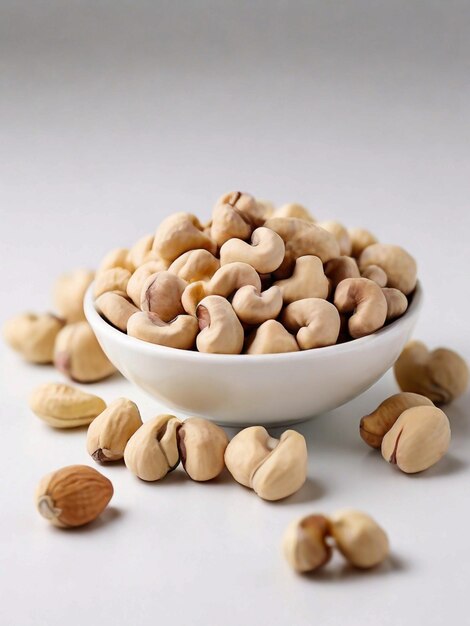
[140,271,186,322]
[334,277,387,338]
[348,228,378,258]
[98,247,134,272]
[153,212,216,263]
[255,198,275,219]
[127,234,163,268]
[273,203,315,222]
[181,281,208,316]
[246,320,299,354]
[168,249,220,283]
[264,217,340,278]
[361,264,387,287]
[318,220,352,256]
[215,190,266,226]
[220,227,285,274]
[53,269,95,323]
[126,260,167,306]
[127,311,198,350]
[281,298,340,349]
[232,285,283,325]
[359,243,417,295]
[274,255,329,303]
[324,256,360,291]
[210,191,261,246]
[382,287,408,321]
[93,267,131,299]
[196,296,244,354]
[95,291,139,332]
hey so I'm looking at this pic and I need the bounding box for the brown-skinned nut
[360,392,434,449]
[219,227,285,274]
[318,220,352,256]
[394,341,469,403]
[232,285,283,325]
[334,277,387,339]
[359,243,417,295]
[126,260,167,306]
[93,267,131,298]
[168,249,220,283]
[348,228,378,258]
[273,203,315,221]
[281,298,340,350]
[98,247,134,272]
[140,271,186,322]
[127,311,198,350]
[329,509,390,569]
[224,426,308,501]
[196,295,244,354]
[274,255,329,304]
[283,514,332,573]
[3,313,65,364]
[324,256,360,291]
[153,212,216,263]
[246,320,299,354]
[264,217,340,278]
[95,291,139,331]
[54,321,116,383]
[87,398,143,463]
[382,287,408,321]
[361,264,388,287]
[53,269,95,323]
[381,405,451,473]
[177,417,228,481]
[124,414,182,481]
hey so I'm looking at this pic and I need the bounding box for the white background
[1,2,469,625]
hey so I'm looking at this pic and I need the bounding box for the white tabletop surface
[1,2,469,625]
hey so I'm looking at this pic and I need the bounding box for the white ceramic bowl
[85,284,422,426]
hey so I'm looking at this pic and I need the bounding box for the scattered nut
[35,465,113,528]
[168,249,220,283]
[53,269,94,323]
[359,243,417,295]
[196,295,244,354]
[329,509,389,569]
[394,341,469,403]
[153,212,216,263]
[177,417,228,481]
[124,414,182,481]
[87,398,143,463]
[273,203,315,221]
[381,405,451,473]
[224,426,308,501]
[283,514,332,573]
[3,313,64,363]
[382,287,408,321]
[29,382,106,428]
[127,311,198,349]
[334,277,387,338]
[282,298,340,349]
[348,228,378,258]
[232,285,283,325]
[140,271,186,322]
[246,320,299,354]
[274,255,329,303]
[95,291,139,331]
[220,227,285,274]
[318,220,352,256]
[93,267,131,299]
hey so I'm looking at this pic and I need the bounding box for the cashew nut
[215,190,266,226]
[232,285,283,325]
[334,277,387,339]
[127,233,156,268]
[99,247,134,272]
[177,417,228,481]
[318,220,352,256]
[153,212,216,263]
[127,311,198,350]
[53,269,95,323]
[140,271,186,322]
[359,243,417,295]
[196,295,244,354]
[87,398,143,462]
[281,298,340,349]
[361,264,387,287]
[324,256,360,290]
[348,228,378,258]
[95,291,139,331]
[283,515,332,573]
[274,255,329,304]
[273,203,315,221]
[126,260,167,306]
[3,313,64,364]
[329,509,389,569]
[255,198,275,219]
[220,227,285,274]
[168,249,220,283]
[382,287,408,321]
[246,320,299,354]
[93,267,131,299]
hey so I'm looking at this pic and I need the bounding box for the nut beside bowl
[85,283,422,426]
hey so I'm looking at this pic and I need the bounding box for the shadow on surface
[304,552,408,583]
[62,506,123,533]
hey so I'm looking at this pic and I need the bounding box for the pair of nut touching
[283,510,389,573]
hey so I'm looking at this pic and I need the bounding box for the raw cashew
[177,417,228,481]
[95,292,139,331]
[196,295,244,354]
[274,255,329,303]
[29,383,106,428]
[324,256,360,290]
[361,264,387,287]
[232,285,283,325]
[93,267,131,299]
[99,247,134,272]
[168,249,220,283]
[127,311,198,350]
[382,287,408,321]
[140,271,186,322]
[246,320,299,354]
[359,243,417,295]
[211,191,262,246]
[318,220,352,256]
[153,212,216,263]
[348,228,378,258]
[87,398,142,462]
[334,277,387,339]
[273,203,315,222]
[281,298,340,349]
[220,227,285,274]
[126,260,167,306]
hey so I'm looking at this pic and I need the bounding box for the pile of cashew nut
[93,191,418,354]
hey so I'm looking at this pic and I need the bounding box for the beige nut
[381,405,451,473]
[93,267,131,298]
[348,228,378,258]
[35,465,113,528]
[219,227,285,274]
[177,417,228,481]
[324,256,360,291]
[246,320,299,354]
[126,260,167,306]
[334,277,387,339]
[87,398,143,463]
[99,247,134,272]
[181,281,208,316]
[54,322,116,383]
[29,383,106,428]
[211,191,265,247]
[127,234,156,268]
[273,203,315,222]
[127,311,198,350]
[394,340,469,404]
[3,313,64,364]
[153,212,216,263]
[124,414,182,481]
[168,249,220,282]
[215,190,266,226]
[281,298,340,350]
[264,217,340,278]
[359,243,417,295]
[283,515,332,573]
[360,392,434,449]
[274,255,329,303]
[95,291,139,332]
[361,264,388,287]
[196,296,244,354]
[318,220,352,256]
[232,285,283,325]
[255,198,275,219]
[140,271,186,322]
[382,287,408,321]
[329,509,389,569]
[224,426,308,501]
[53,269,95,323]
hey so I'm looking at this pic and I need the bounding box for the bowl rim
[84,281,423,364]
